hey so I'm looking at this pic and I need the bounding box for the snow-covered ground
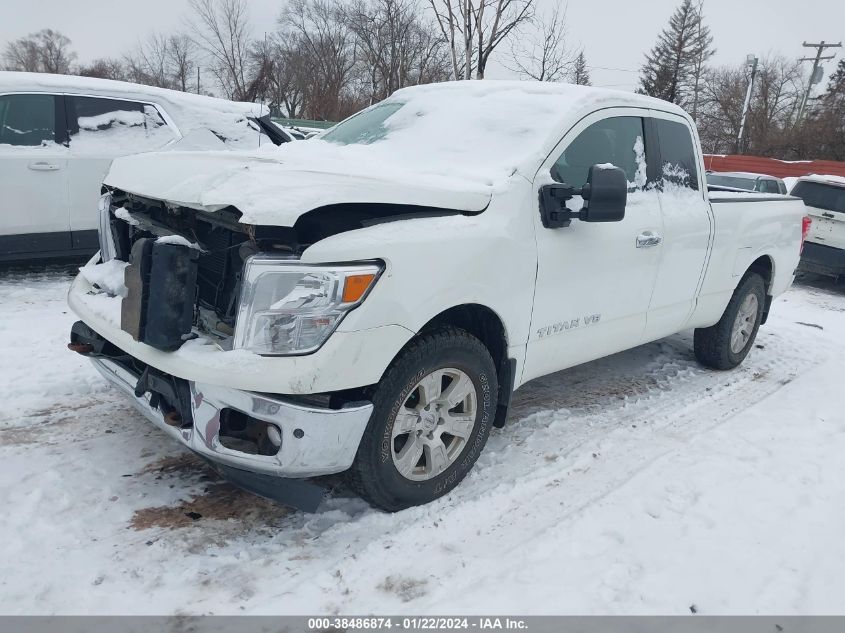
[0,267,843,615]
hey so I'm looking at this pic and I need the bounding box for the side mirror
[580,164,627,222]
[539,164,627,229]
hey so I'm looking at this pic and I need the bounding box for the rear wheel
[348,327,498,511]
[694,272,766,370]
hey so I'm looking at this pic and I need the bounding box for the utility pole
[736,54,758,154]
[197,66,200,94]
[797,40,841,120]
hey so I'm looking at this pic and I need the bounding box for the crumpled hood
[104,150,492,226]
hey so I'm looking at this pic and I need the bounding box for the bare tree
[697,55,804,156]
[77,58,127,81]
[506,4,574,82]
[124,33,171,87]
[344,0,451,102]
[264,35,309,117]
[2,29,76,74]
[428,0,535,79]
[169,33,197,92]
[189,0,254,100]
[281,0,359,119]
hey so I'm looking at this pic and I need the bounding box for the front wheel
[694,272,766,370]
[348,326,498,511]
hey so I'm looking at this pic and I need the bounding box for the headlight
[233,256,383,355]
[98,192,116,262]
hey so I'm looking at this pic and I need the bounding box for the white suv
[0,72,286,262]
[792,175,845,279]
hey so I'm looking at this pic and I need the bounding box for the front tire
[694,272,766,370]
[348,326,498,512]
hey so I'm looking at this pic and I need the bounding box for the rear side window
[552,116,647,189]
[791,181,845,213]
[66,96,176,153]
[656,119,698,190]
[757,179,781,194]
[0,94,56,146]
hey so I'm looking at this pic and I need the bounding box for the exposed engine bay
[105,188,461,344]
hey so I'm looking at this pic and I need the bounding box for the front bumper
[91,356,373,479]
[67,266,414,394]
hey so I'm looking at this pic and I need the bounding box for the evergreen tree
[822,59,845,105]
[639,0,714,107]
[571,50,591,86]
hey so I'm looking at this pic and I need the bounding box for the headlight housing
[233,256,383,356]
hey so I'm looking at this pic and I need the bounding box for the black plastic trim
[0,231,95,262]
[493,357,517,429]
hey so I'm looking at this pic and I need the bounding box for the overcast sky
[1,0,843,95]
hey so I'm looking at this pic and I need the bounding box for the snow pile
[78,259,129,298]
[78,110,145,131]
[155,235,202,251]
[273,81,679,188]
[1,272,845,614]
[114,208,139,226]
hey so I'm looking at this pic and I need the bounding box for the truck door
[642,113,713,341]
[522,110,663,383]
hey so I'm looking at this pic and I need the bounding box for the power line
[797,40,841,120]
[587,65,640,73]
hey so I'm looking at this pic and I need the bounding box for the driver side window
[552,116,646,189]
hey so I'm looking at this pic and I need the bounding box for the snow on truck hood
[104,150,493,225]
[104,80,686,225]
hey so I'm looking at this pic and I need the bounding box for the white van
[0,72,286,262]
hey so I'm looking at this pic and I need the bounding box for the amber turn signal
[342,273,377,303]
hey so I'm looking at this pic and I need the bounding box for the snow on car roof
[262,80,689,188]
[798,174,845,188]
[0,71,268,147]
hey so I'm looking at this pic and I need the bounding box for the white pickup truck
[68,82,809,511]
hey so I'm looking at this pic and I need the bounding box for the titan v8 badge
[537,314,601,338]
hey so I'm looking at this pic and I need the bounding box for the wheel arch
[418,303,515,428]
[745,254,775,323]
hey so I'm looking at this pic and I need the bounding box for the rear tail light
[800,216,812,254]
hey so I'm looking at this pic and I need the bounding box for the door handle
[822,212,835,219]
[28,161,61,171]
[636,232,662,248]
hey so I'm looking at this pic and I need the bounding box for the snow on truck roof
[267,80,690,188]
[0,71,268,143]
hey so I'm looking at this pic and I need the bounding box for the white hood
[104,150,492,226]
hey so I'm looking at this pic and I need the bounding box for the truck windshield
[707,174,756,190]
[791,181,845,214]
[322,102,405,145]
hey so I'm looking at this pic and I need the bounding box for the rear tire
[348,326,498,512]
[694,272,766,370]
